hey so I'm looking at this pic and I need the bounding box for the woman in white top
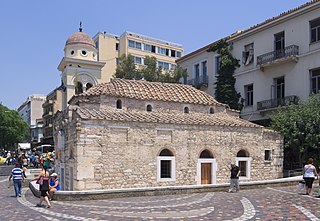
[303,158,318,195]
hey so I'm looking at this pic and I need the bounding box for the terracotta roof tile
[75,107,261,128]
[76,78,223,106]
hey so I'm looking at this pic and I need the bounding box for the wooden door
[201,163,212,184]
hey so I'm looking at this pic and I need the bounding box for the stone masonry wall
[68,118,283,190]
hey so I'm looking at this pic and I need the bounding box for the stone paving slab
[1,176,320,221]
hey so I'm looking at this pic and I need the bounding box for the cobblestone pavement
[1,177,320,221]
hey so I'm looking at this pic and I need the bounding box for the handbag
[36,177,43,185]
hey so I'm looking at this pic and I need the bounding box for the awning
[18,143,31,150]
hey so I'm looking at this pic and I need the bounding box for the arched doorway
[197,150,217,184]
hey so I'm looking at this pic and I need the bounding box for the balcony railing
[257,95,299,111]
[186,75,208,88]
[257,45,299,66]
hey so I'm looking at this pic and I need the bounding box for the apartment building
[93,31,184,81]
[17,94,46,143]
[42,87,63,145]
[177,0,320,125]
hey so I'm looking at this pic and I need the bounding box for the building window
[200,150,213,158]
[243,43,254,65]
[116,43,119,51]
[116,99,122,109]
[158,61,170,70]
[194,63,200,81]
[274,32,285,58]
[274,76,285,100]
[202,61,207,81]
[146,104,152,112]
[171,50,176,57]
[209,107,214,114]
[134,56,142,64]
[184,106,189,113]
[177,51,182,58]
[235,150,251,180]
[151,45,156,53]
[244,84,253,106]
[157,47,166,55]
[128,40,135,48]
[311,69,320,94]
[75,82,83,95]
[157,149,175,181]
[128,40,141,49]
[144,44,151,52]
[265,150,271,161]
[215,56,221,75]
[310,18,320,43]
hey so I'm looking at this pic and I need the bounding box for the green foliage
[270,94,320,165]
[114,55,186,83]
[207,40,243,110]
[0,104,29,150]
[114,54,142,80]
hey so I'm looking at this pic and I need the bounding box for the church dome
[65,31,95,48]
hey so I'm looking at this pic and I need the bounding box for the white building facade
[177,1,320,125]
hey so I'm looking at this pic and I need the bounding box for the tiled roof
[75,107,261,128]
[76,78,223,106]
[177,0,320,62]
[66,31,96,48]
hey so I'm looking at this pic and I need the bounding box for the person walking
[8,163,26,197]
[229,163,240,193]
[303,158,318,195]
[33,166,51,208]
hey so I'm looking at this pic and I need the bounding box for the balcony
[257,95,299,111]
[187,75,208,89]
[257,45,299,69]
[42,100,54,108]
[43,111,53,118]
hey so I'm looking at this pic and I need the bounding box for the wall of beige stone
[62,115,283,191]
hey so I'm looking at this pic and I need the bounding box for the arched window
[184,107,189,113]
[147,104,152,112]
[200,150,214,158]
[209,108,215,114]
[236,149,251,179]
[116,99,122,109]
[75,82,83,94]
[157,149,175,181]
[86,83,93,91]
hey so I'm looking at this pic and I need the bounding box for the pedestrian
[48,173,60,200]
[229,163,240,193]
[33,166,51,208]
[8,162,27,197]
[303,158,318,195]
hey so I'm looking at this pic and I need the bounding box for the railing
[186,75,208,87]
[257,45,299,66]
[257,95,299,111]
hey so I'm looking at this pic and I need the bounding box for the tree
[114,54,141,80]
[207,40,243,110]
[140,56,162,82]
[159,65,188,83]
[270,94,320,167]
[0,104,29,151]
[114,55,186,84]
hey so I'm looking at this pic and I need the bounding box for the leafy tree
[270,94,320,167]
[114,55,186,83]
[0,104,29,151]
[207,40,243,110]
[140,56,162,82]
[159,65,188,83]
[114,54,141,80]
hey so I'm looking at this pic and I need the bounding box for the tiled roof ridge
[75,107,261,128]
[76,78,223,106]
[177,0,319,63]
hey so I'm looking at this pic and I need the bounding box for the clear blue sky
[0,0,309,110]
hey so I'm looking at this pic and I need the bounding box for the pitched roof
[75,78,223,106]
[177,0,320,63]
[75,107,261,128]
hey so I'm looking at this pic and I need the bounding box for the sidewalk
[29,176,304,201]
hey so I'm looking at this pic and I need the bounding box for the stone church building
[54,78,283,191]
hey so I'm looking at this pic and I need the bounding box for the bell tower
[58,23,105,110]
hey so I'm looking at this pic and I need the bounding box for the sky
[0,0,310,110]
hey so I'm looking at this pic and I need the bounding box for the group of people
[3,150,54,169]
[9,164,60,208]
